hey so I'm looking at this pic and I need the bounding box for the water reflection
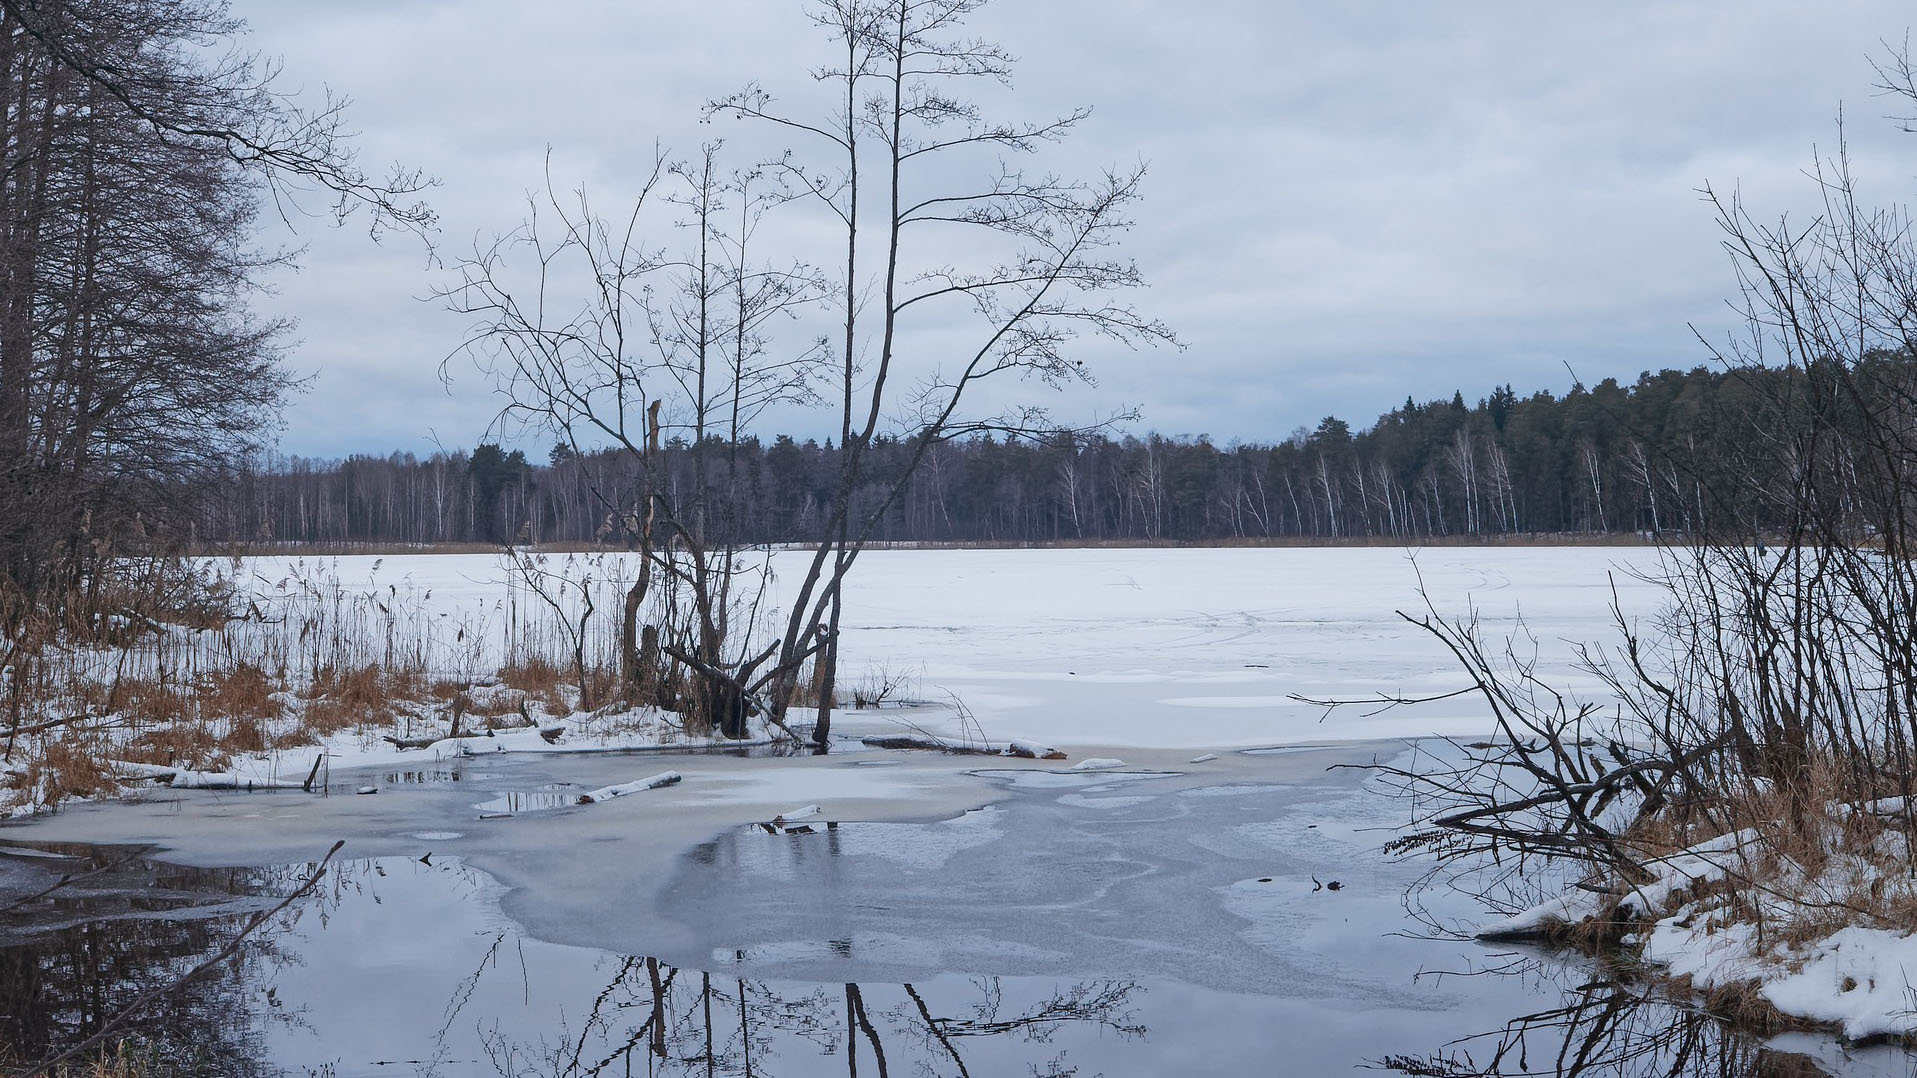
[1373,951,1899,1078]
[469,964,1141,1078]
[1,842,1909,1077]
[0,849,1146,1077]
[472,785,581,814]
[0,845,305,1075]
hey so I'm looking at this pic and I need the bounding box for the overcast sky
[237,1,1917,459]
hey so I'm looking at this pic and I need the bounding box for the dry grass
[499,656,564,696]
[578,664,615,713]
[223,714,267,754]
[99,678,190,730]
[197,663,279,721]
[1697,979,1810,1037]
[496,656,608,717]
[121,721,222,769]
[300,663,428,737]
[0,1039,163,1077]
[6,735,123,809]
[2,553,639,813]
[1748,1049,1842,1078]
[1607,763,1917,945]
[465,686,525,720]
[90,665,304,762]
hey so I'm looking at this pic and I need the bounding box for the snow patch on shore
[1481,823,1917,1040]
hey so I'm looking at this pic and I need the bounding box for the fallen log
[384,718,548,751]
[165,770,305,790]
[860,735,998,755]
[111,760,305,790]
[577,771,681,804]
[107,761,181,781]
[1005,739,1067,761]
[4,711,116,741]
[382,733,448,750]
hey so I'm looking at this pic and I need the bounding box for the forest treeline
[204,358,1869,547]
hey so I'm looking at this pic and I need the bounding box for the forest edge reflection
[0,837,1907,1075]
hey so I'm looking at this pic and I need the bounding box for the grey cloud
[237,0,1917,457]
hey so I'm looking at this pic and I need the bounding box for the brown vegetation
[300,663,428,738]
[5,736,120,808]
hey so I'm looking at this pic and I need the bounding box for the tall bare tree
[710,0,1178,745]
[0,0,428,645]
[445,151,826,736]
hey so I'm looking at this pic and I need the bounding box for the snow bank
[1740,927,1917,1040]
[771,804,821,824]
[166,770,306,790]
[1005,739,1065,760]
[1480,822,1917,1041]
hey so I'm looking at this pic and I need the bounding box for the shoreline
[0,737,1395,963]
[200,534,1664,557]
[6,735,1912,1073]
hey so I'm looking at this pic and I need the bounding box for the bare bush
[1334,48,1917,953]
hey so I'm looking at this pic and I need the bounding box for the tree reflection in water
[472,956,1143,1078]
[0,848,1144,1077]
[9,847,1900,1077]
[0,844,314,1075]
[1374,954,1860,1078]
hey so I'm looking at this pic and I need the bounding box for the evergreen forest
[205,357,1890,547]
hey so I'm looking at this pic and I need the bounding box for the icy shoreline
[1480,811,1917,1044]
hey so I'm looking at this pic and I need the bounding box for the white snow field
[239,545,1668,750]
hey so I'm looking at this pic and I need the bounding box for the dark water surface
[0,765,1910,1076]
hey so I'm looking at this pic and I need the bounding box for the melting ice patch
[827,806,1006,871]
[968,768,1180,789]
[1179,783,1289,799]
[1057,793,1159,810]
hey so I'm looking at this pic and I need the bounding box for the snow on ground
[1481,820,1917,1041]
[0,547,1670,817]
[235,546,1666,752]
[187,707,781,795]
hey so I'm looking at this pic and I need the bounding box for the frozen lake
[239,545,1674,748]
[9,545,1895,1075]
[9,748,1895,1076]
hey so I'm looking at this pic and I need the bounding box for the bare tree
[0,0,433,236]
[0,0,430,690]
[445,152,824,737]
[709,0,1178,745]
[0,0,432,631]
[1324,46,1917,944]
[449,0,1172,745]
